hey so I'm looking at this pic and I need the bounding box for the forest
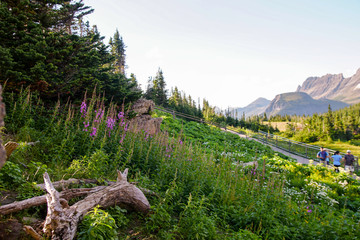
[262,105,360,144]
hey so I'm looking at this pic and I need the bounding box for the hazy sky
[83,0,360,109]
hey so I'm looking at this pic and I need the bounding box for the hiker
[331,151,342,173]
[325,149,330,166]
[343,150,355,175]
[317,147,329,167]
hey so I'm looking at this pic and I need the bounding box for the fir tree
[109,29,126,75]
[145,68,168,106]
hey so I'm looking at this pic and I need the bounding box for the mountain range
[264,92,348,116]
[296,68,360,104]
[234,68,360,117]
[232,97,270,118]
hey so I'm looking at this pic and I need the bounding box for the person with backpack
[331,151,342,173]
[317,147,329,167]
[343,150,355,175]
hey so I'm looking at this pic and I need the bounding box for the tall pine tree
[109,29,126,75]
[145,68,168,106]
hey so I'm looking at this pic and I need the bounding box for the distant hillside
[296,68,360,104]
[264,92,348,116]
[233,97,270,117]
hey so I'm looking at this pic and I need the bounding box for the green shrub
[0,161,24,188]
[77,206,118,240]
[107,206,129,228]
[231,229,262,240]
[16,182,44,201]
[177,195,217,240]
[68,150,110,179]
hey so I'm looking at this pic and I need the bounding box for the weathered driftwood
[1,180,157,216]
[23,225,42,240]
[0,186,106,215]
[36,178,101,191]
[42,169,150,240]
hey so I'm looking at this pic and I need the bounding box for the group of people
[317,147,356,174]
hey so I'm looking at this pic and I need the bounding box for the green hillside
[1,92,359,239]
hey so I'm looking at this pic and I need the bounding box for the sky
[83,0,360,110]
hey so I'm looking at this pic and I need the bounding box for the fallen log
[37,178,158,197]
[0,186,106,215]
[36,178,101,191]
[42,169,150,240]
[1,180,157,216]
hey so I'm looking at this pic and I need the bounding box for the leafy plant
[0,161,24,188]
[177,194,217,239]
[16,182,44,201]
[77,206,118,240]
[107,206,129,228]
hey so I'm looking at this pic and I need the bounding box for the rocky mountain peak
[296,69,360,104]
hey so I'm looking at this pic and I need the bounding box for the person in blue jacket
[317,147,329,167]
[331,151,342,173]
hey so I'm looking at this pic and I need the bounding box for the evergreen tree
[323,104,334,139]
[144,68,168,106]
[0,0,105,100]
[169,87,181,108]
[0,0,142,106]
[109,29,126,75]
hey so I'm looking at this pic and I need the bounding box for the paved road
[223,129,320,165]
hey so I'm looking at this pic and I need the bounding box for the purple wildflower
[119,118,125,126]
[307,210,312,213]
[179,139,183,145]
[94,109,104,122]
[83,121,90,131]
[106,118,116,130]
[90,127,97,137]
[118,111,124,120]
[80,101,87,117]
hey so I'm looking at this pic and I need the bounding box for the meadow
[0,89,360,239]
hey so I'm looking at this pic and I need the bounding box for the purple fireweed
[80,101,87,117]
[94,109,104,122]
[118,111,124,119]
[307,210,312,213]
[83,121,90,131]
[179,139,183,145]
[118,112,125,126]
[106,117,116,130]
[90,127,97,137]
